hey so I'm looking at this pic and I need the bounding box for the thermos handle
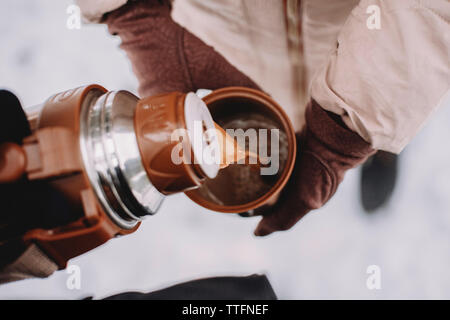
[0,85,138,270]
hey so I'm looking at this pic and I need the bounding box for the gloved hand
[254,100,376,236]
[104,0,260,97]
[0,90,81,268]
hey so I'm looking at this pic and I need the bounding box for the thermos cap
[134,91,219,196]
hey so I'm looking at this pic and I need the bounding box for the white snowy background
[0,0,449,299]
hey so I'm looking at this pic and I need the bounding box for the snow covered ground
[0,0,449,299]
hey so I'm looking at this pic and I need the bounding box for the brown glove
[0,90,79,283]
[254,100,376,236]
[104,0,259,97]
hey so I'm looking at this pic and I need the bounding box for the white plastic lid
[184,92,220,179]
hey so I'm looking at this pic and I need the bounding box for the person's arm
[311,0,450,153]
[0,90,83,284]
[99,0,260,97]
[254,0,449,236]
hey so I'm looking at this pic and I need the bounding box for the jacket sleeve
[311,0,450,154]
[0,244,57,285]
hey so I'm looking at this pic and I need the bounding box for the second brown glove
[254,100,376,236]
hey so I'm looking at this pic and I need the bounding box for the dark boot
[360,150,398,212]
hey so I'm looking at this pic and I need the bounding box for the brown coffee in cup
[185,87,296,213]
